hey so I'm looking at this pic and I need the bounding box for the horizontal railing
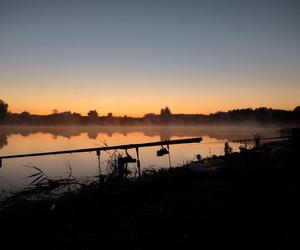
[0,137,202,168]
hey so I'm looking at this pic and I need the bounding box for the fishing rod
[231,135,292,143]
[195,135,292,145]
[0,137,202,168]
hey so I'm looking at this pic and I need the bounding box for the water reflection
[0,125,280,193]
[0,131,8,149]
[0,125,280,150]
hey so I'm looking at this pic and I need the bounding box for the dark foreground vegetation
[0,134,299,250]
[1,99,300,125]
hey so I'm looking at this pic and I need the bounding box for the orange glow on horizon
[2,68,299,117]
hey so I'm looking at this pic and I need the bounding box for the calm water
[0,125,280,193]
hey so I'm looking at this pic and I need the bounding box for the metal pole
[231,135,291,143]
[0,137,202,168]
[136,147,141,178]
[167,145,171,168]
[96,149,101,175]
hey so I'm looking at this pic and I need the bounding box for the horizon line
[7,105,300,118]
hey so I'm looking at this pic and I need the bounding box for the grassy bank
[0,148,299,250]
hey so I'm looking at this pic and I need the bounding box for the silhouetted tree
[160,106,172,123]
[143,113,158,124]
[160,106,171,117]
[20,111,30,118]
[143,113,156,119]
[0,99,8,120]
[87,110,98,120]
[294,106,300,113]
[293,106,300,122]
[72,112,82,118]
[19,111,31,123]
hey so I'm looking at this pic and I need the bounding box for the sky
[0,0,299,116]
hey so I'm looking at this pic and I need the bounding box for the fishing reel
[118,149,137,164]
[156,145,169,156]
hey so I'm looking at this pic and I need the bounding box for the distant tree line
[0,99,300,126]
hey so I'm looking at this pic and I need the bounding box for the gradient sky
[1,0,299,116]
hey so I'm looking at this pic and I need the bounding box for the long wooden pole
[0,137,202,168]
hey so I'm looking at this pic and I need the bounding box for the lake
[0,125,281,194]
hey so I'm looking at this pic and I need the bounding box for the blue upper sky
[1,0,299,115]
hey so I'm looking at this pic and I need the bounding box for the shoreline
[0,141,298,249]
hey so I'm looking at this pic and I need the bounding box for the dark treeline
[0,100,300,126]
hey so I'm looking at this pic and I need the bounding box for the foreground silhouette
[0,145,298,250]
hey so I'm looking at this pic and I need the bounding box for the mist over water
[0,125,281,193]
